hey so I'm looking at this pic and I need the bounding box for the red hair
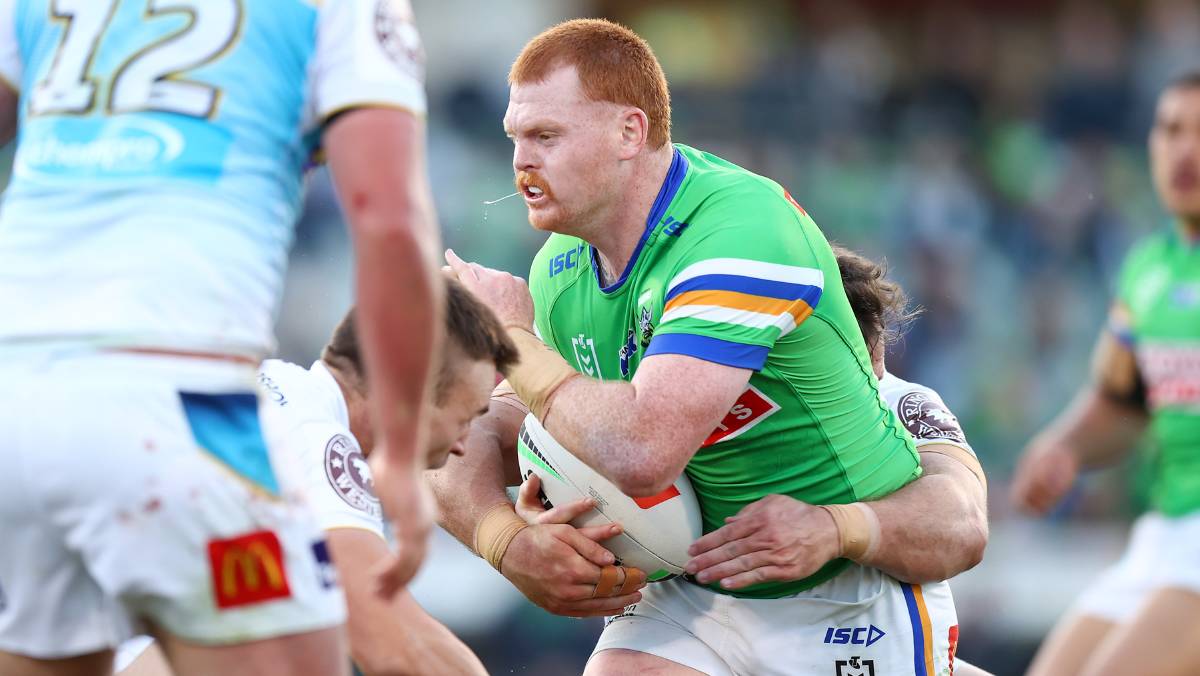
[509,18,672,148]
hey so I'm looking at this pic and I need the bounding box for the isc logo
[824,625,885,647]
[549,243,587,277]
[662,216,689,236]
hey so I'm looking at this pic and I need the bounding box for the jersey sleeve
[282,423,386,537]
[0,0,20,92]
[1110,235,1162,348]
[311,0,427,121]
[893,386,975,456]
[645,192,824,371]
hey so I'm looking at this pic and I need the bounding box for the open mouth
[1172,166,1199,192]
[523,184,546,203]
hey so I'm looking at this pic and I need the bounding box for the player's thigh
[1024,612,1115,676]
[954,658,995,676]
[156,626,348,676]
[590,580,734,676]
[586,648,709,676]
[1081,586,1200,676]
[0,650,113,676]
[27,355,344,650]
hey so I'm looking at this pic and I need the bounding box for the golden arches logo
[220,541,285,596]
[207,530,292,609]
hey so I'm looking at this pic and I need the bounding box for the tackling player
[1013,73,1200,676]
[0,1,440,675]
[685,246,988,591]
[435,19,981,675]
[117,279,509,676]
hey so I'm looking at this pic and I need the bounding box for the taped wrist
[819,502,880,561]
[504,326,578,419]
[919,443,988,489]
[473,503,529,572]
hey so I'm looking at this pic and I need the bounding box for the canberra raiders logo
[324,434,382,519]
[638,306,655,347]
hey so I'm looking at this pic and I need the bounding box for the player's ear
[617,107,649,159]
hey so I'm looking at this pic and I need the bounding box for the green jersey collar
[592,146,689,294]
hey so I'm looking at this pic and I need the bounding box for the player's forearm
[427,401,523,547]
[543,376,703,497]
[1038,387,1147,470]
[856,451,987,583]
[0,87,15,146]
[350,591,486,676]
[329,528,485,676]
[327,109,443,465]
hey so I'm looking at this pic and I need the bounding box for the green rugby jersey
[528,145,920,598]
[1113,228,1200,516]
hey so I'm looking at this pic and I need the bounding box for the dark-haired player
[1014,73,1200,676]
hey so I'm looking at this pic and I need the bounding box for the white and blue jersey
[0,0,426,357]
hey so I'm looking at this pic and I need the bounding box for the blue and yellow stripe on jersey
[646,258,823,370]
[901,583,936,676]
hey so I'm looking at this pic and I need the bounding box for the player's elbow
[610,458,681,498]
[961,502,989,572]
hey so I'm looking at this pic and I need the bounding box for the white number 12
[29,0,242,119]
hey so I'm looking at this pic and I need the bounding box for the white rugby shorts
[1073,511,1200,623]
[0,351,344,658]
[593,565,959,676]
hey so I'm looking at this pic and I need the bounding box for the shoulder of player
[257,359,345,428]
[257,359,311,409]
[881,373,969,445]
[530,233,589,288]
[1122,229,1176,271]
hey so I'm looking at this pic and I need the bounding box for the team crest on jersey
[897,391,966,443]
[834,656,875,676]
[618,329,637,378]
[324,434,383,519]
[572,334,603,378]
[638,306,655,347]
[374,0,424,78]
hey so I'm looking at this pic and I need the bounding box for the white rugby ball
[516,413,703,582]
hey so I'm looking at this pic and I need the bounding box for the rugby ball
[516,413,703,582]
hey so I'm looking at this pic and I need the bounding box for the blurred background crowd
[4,0,1193,673]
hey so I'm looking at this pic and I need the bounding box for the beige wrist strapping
[473,503,529,572]
[918,443,988,489]
[819,502,881,561]
[503,326,579,419]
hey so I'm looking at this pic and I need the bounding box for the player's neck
[1178,215,1200,243]
[589,146,675,284]
[324,360,375,455]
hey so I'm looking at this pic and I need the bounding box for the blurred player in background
[435,18,983,675]
[118,278,510,676]
[0,1,441,674]
[1013,72,1200,676]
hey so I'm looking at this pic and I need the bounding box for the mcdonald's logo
[207,530,292,609]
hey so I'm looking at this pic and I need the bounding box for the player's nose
[513,141,539,174]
